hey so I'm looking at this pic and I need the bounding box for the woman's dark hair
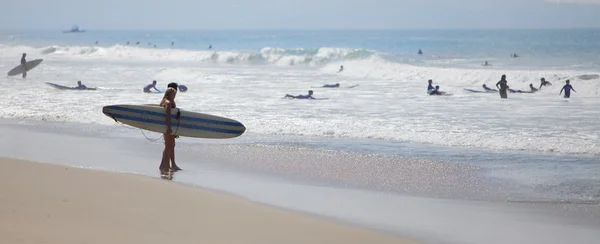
[167,82,178,90]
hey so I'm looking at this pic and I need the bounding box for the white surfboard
[7,59,44,76]
[102,104,246,139]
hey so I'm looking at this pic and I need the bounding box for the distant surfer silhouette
[539,78,552,89]
[337,65,344,73]
[285,90,315,99]
[529,84,538,93]
[559,80,576,98]
[429,86,447,95]
[418,49,423,55]
[483,61,491,66]
[75,81,87,89]
[482,84,497,91]
[208,45,212,49]
[322,83,340,88]
[144,80,160,93]
[496,75,509,99]
[20,53,27,78]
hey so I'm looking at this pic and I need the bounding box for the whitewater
[1,41,599,155]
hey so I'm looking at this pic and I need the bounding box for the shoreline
[1,118,600,244]
[0,157,417,244]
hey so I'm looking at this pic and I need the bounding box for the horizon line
[2,27,600,32]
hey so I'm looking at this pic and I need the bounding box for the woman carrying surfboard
[159,84,181,172]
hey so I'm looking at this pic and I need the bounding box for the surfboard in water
[7,59,44,76]
[463,88,497,93]
[46,82,97,90]
[102,104,246,139]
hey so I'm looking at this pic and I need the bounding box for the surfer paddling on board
[322,83,340,88]
[159,82,182,172]
[559,80,576,98]
[482,84,497,91]
[75,81,87,89]
[496,75,509,99]
[429,86,447,96]
[539,78,552,89]
[285,90,315,99]
[20,53,27,78]
[529,84,538,92]
[144,80,160,93]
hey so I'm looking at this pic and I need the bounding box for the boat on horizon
[63,25,86,33]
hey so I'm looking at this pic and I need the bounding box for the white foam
[0,44,378,66]
[1,44,599,155]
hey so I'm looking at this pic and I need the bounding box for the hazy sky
[2,0,600,30]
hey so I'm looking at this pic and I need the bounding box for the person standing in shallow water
[496,75,509,99]
[20,53,27,78]
[559,80,576,98]
[159,84,181,172]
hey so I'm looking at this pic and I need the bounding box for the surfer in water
[337,65,344,73]
[323,83,340,88]
[482,84,497,91]
[285,90,315,99]
[559,80,576,98]
[427,79,435,93]
[429,86,445,95]
[20,53,27,78]
[539,78,552,89]
[159,83,181,172]
[496,75,509,99]
[482,61,491,66]
[144,80,161,93]
[418,49,423,55]
[75,81,87,89]
[529,84,538,92]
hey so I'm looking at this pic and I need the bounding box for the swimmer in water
[427,79,435,93]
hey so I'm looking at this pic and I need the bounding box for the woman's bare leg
[159,134,171,171]
[169,137,181,170]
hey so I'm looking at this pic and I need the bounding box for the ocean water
[1,29,600,243]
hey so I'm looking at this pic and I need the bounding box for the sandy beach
[0,157,416,244]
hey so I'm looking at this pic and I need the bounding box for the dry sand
[0,157,417,244]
